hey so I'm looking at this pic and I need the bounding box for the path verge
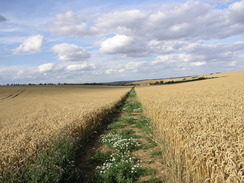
[78,89,165,183]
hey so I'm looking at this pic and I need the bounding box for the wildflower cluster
[101,133,140,152]
[122,106,129,112]
[94,129,141,182]
[96,153,140,175]
[133,107,142,112]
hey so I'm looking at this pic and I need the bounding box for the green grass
[142,143,157,150]
[128,89,136,98]
[137,168,157,177]
[149,150,163,158]
[90,153,140,183]
[0,135,78,183]
[90,152,112,164]
[101,129,140,153]
[141,178,163,183]
[122,100,143,113]
[107,122,127,130]
[121,116,137,124]
[146,160,155,164]
[144,137,157,146]
[134,117,153,135]
[89,88,164,183]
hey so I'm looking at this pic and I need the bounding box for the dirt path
[77,89,166,183]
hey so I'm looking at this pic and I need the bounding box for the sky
[0,0,244,84]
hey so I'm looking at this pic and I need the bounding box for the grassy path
[77,89,165,183]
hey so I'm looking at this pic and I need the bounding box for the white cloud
[228,61,237,66]
[152,54,193,65]
[48,1,244,58]
[125,61,146,71]
[66,63,96,71]
[52,43,90,61]
[2,1,244,84]
[228,0,244,23]
[99,34,149,57]
[94,10,146,34]
[100,34,133,54]
[49,11,96,37]
[185,41,244,62]
[148,40,186,54]
[191,62,207,66]
[12,35,45,55]
[105,68,117,74]
[38,63,55,72]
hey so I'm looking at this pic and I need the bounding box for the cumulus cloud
[2,1,244,84]
[0,15,7,22]
[100,34,150,57]
[105,68,119,74]
[100,35,133,54]
[228,0,244,23]
[152,54,193,64]
[185,41,244,62]
[148,40,186,54]
[0,61,99,84]
[66,63,96,71]
[94,10,146,34]
[11,35,45,55]
[38,63,55,72]
[49,1,244,58]
[104,61,148,74]
[191,62,207,66]
[124,61,146,72]
[49,11,96,37]
[228,61,237,66]
[52,43,90,61]
[37,62,96,74]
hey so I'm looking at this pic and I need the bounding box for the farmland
[0,85,130,178]
[0,70,243,183]
[136,71,244,183]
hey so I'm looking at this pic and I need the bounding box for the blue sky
[0,0,243,84]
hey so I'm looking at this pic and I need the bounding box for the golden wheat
[0,85,130,174]
[136,71,244,183]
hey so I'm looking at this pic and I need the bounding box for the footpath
[77,89,165,183]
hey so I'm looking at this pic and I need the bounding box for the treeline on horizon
[149,76,217,85]
[0,72,221,87]
[0,82,136,86]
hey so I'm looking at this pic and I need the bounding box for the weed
[122,100,142,113]
[149,150,162,158]
[90,152,112,164]
[141,178,163,183]
[128,89,136,98]
[145,137,157,146]
[134,117,153,135]
[122,116,137,124]
[107,123,127,130]
[101,133,140,152]
[142,143,157,150]
[137,168,157,176]
[91,153,140,183]
[146,160,155,164]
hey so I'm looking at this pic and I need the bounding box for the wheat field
[0,85,130,174]
[136,71,244,183]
